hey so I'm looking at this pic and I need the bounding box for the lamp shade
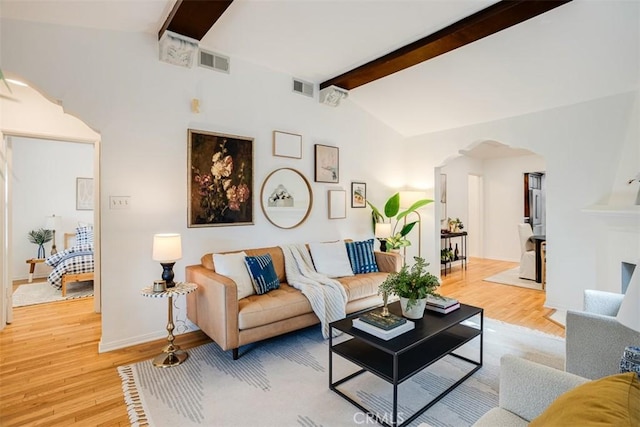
[617,265,640,332]
[152,233,182,262]
[399,190,427,209]
[44,215,61,230]
[375,223,392,238]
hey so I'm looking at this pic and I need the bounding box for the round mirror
[261,168,313,229]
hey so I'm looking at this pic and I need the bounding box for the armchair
[473,355,588,426]
[566,289,640,379]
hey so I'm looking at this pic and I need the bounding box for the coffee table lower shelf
[329,304,483,427]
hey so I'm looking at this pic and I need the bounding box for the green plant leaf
[383,193,400,218]
[397,199,433,222]
[399,221,417,237]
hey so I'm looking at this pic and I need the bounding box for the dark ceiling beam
[320,0,572,91]
[158,0,234,41]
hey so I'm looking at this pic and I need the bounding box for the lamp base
[160,262,176,288]
[378,239,388,253]
[153,350,188,368]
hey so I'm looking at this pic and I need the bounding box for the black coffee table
[329,301,483,427]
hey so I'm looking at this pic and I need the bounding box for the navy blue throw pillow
[244,254,280,295]
[345,239,379,274]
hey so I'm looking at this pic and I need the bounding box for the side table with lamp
[143,232,197,367]
[141,281,197,367]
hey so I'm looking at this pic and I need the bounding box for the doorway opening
[1,74,101,330]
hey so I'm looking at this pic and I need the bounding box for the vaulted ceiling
[1,0,638,137]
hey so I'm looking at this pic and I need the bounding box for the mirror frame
[260,168,313,229]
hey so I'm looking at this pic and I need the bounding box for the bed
[45,226,94,296]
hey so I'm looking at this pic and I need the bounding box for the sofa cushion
[345,238,379,274]
[244,254,280,295]
[308,240,354,278]
[212,251,255,299]
[238,283,313,329]
[529,372,640,427]
[338,272,389,302]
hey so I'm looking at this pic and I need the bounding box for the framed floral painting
[188,129,254,227]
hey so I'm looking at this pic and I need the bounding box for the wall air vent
[292,78,314,98]
[199,49,230,74]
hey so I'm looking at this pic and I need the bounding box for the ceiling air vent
[292,78,314,98]
[199,49,230,74]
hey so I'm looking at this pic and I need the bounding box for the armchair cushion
[584,289,624,316]
[529,372,640,427]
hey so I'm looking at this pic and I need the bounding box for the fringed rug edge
[117,365,150,427]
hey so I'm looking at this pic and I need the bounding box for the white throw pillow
[308,241,354,278]
[213,251,255,299]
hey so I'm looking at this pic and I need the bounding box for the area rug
[12,281,93,307]
[483,267,543,291]
[118,317,564,427]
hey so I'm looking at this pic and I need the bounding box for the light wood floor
[0,258,563,426]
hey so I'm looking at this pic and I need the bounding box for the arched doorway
[0,74,101,329]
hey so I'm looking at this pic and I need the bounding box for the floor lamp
[399,191,426,259]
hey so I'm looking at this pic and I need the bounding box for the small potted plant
[28,228,53,259]
[379,257,440,319]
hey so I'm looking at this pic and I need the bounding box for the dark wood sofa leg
[232,348,239,360]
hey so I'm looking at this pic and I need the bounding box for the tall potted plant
[378,257,440,319]
[368,192,433,251]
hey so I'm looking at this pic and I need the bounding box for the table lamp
[152,233,182,288]
[45,214,61,255]
[375,222,392,252]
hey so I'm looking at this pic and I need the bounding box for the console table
[440,231,468,276]
[330,301,483,427]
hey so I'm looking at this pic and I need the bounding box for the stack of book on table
[426,295,460,314]
[352,310,414,340]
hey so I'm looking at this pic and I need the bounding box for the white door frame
[1,132,101,327]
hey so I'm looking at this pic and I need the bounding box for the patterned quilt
[45,243,94,289]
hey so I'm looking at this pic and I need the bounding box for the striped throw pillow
[345,239,379,274]
[244,254,280,295]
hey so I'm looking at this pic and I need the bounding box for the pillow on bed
[76,226,94,245]
[45,243,93,268]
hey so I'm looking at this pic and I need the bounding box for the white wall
[11,137,94,280]
[405,91,640,312]
[1,19,405,350]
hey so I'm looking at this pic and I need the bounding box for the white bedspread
[280,244,348,338]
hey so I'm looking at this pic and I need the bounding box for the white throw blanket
[280,244,348,338]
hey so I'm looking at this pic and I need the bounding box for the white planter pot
[399,297,426,319]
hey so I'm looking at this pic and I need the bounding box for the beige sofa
[186,245,402,359]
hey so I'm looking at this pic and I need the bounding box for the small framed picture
[351,182,366,208]
[273,131,302,159]
[76,177,94,210]
[328,190,346,219]
[314,144,339,183]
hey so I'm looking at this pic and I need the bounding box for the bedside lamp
[45,214,61,255]
[375,222,392,252]
[152,233,182,288]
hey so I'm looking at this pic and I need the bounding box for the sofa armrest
[499,355,588,422]
[584,289,623,316]
[565,309,640,379]
[374,251,402,273]
[185,264,240,351]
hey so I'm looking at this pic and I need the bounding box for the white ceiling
[1,0,638,138]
